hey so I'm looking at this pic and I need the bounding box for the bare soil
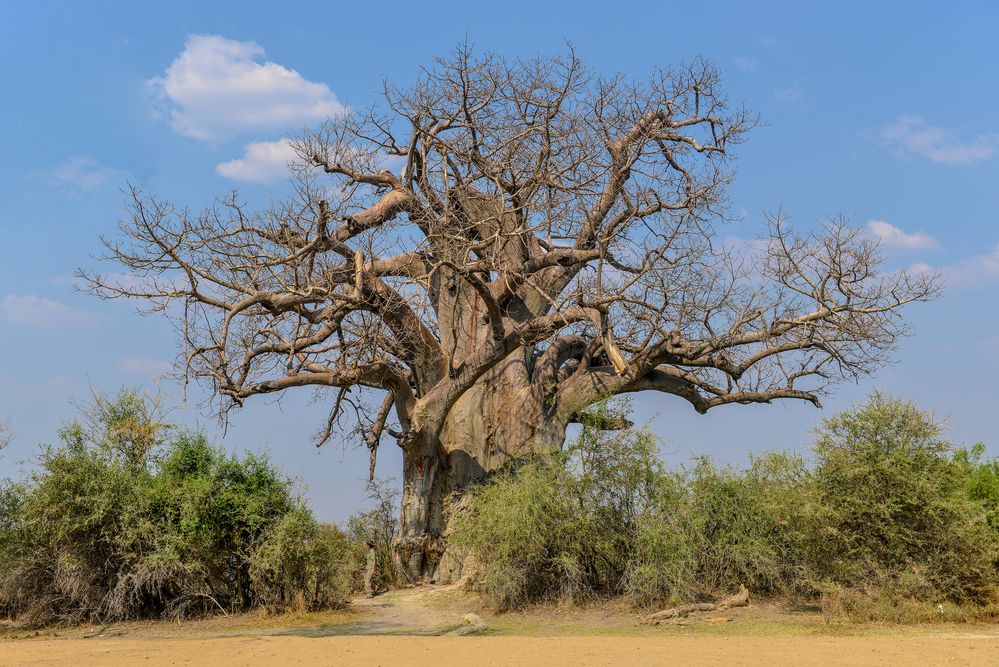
[2,585,998,666]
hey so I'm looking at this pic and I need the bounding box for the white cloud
[866,220,941,251]
[0,294,100,328]
[909,242,999,287]
[53,156,111,193]
[120,356,172,376]
[217,139,297,183]
[733,57,757,73]
[149,34,345,142]
[946,243,999,286]
[881,116,999,165]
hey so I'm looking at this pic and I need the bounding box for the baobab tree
[85,47,937,581]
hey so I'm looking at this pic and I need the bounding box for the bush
[0,390,360,625]
[455,395,999,613]
[626,453,817,607]
[249,508,357,612]
[451,401,660,609]
[811,393,998,603]
[451,460,586,609]
[956,443,999,533]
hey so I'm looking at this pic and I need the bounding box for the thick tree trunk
[393,348,569,581]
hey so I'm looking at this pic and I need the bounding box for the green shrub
[249,508,357,612]
[0,390,359,625]
[455,395,998,613]
[955,443,999,532]
[452,401,660,609]
[811,393,998,603]
[626,452,817,607]
[451,460,586,609]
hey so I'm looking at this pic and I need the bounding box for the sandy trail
[3,586,998,666]
[326,585,470,635]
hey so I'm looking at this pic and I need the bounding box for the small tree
[812,394,998,601]
[86,46,938,580]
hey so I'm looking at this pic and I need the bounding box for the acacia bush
[0,391,362,625]
[249,508,357,612]
[810,394,998,603]
[451,402,664,609]
[453,396,999,613]
[626,453,818,606]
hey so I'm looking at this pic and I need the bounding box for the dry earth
[2,585,998,666]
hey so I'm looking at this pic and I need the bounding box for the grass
[481,598,999,638]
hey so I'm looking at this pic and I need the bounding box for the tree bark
[393,348,569,582]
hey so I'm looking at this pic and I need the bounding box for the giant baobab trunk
[395,349,568,581]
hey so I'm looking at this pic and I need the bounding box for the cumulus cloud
[216,139,297,183]
[881,116,999,165]
[149,34,345,142]
[0,294,100,328]
[120,356,172,376]
[866,220,941,251]
[53,156,112,193]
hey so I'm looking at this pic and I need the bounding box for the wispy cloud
[53,156,112,193]
[880,116,999,165]
[910,242,999,287]
[149,34,345,142]
[866,220,941,252]
[217,139,297,183]
[733,57,757,73]
[120,356,172,376]
[773,83,804,103]
[0,294,100,328]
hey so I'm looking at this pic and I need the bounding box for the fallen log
[644,585,749,624]
[444,613,487,636]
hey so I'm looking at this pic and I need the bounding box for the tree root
[643,585,750,625]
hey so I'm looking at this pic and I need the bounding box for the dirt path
[3,587,998,665]
[323,585,474,635]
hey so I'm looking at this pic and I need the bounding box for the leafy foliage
[453,396,999,612]
[811,394,998,602]
[0,390,363,625]
[249,508,357,612]
[452,401,664,609]
[627,453,817,606]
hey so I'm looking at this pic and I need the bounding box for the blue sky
[1,1,998,521]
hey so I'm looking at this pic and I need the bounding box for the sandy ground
[3,586,998,666]
[5,634,999,666]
